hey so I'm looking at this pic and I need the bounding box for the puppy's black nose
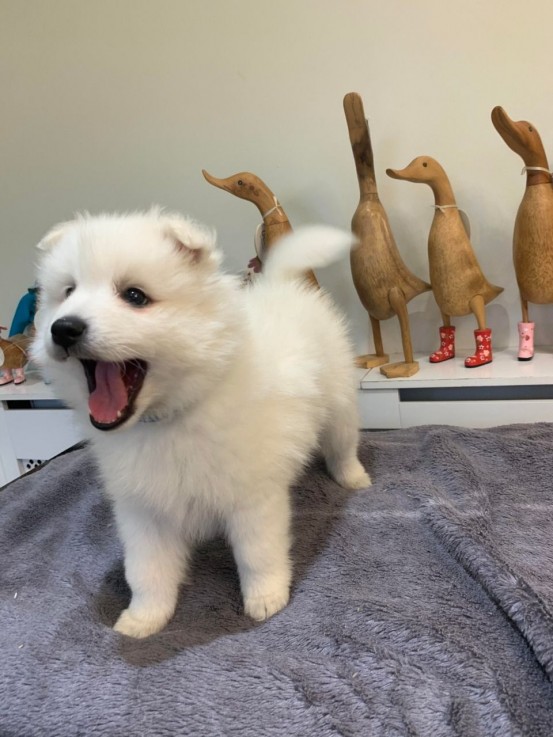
[51,316,88,349]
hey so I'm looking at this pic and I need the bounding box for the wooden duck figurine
[387,157,503,368]
[343,92,431,378]
[202,170,318,288]
[0,327,30,385]
[491,106,553,360]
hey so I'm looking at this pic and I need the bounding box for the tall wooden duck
[0,327,30,385]
[202,170,318,288]
[343,92,431,378]
[387,157,503,367]
[491,106,553,360]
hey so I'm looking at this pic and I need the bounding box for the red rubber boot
[429,326,456,363]
[465,328,492,368]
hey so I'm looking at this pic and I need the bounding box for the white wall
[2,0,553,354]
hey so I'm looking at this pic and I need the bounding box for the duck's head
[202,170,268,202]
[386,156,444,185]
[491,106,548,167]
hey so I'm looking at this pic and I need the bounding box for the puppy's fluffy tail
[262,226,356,281]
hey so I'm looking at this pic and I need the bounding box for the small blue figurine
[9,286,38,337]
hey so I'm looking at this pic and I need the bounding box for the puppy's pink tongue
[88,362,128,424]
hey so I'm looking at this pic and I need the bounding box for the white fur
[33,210,370,638]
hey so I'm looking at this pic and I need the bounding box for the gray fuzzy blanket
[1,424,553,736]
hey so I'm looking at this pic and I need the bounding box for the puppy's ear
[36,221,75,252]
[161,215,216,265]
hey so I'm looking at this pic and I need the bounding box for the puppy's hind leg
[320,397,371,490]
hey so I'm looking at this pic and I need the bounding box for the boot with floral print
[429,325,456,363]
[465,328,492,368]
[517,321,534,361]
[13,367,25,385]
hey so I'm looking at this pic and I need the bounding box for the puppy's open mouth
[80,359,147,430]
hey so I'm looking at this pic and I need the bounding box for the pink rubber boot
[517,322,534,361]
[13,367,26,385]
[429,326,456,363]
[465,328,493,368]
[0,369,14,386]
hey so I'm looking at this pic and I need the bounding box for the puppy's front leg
[227,488,292,621]
[112,499,187,638]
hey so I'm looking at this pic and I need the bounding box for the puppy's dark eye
[64,286,75,298]
[122,287,150,307]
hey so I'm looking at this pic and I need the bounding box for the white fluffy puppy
[32,210,370,638]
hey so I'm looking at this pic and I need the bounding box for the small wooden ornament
[386,156,503,332]
[0,328,30,385]
[202,170,318,288]
[343,92,431,378]
[491,107,553,322]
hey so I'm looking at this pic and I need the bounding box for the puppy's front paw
[244,587,290,622]
[113,608,171,638]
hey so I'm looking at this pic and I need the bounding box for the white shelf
[358,348,553,390]
[0,370,59,402]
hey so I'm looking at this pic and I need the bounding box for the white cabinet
[357,348,553,429]
[0,374,82,486]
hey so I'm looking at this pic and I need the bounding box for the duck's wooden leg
[355,315,389,369]
[469,294,487,330]
[380,287,419,378]
[521,297,530,323]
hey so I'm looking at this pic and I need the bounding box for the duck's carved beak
[202,170,229,191]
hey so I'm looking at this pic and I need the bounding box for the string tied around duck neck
[252,197,284,264]
[432,204,458,214]
[431,205,471,236]
[262,196,283,219]
[253,196,282,265]
[521,166,553,176]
